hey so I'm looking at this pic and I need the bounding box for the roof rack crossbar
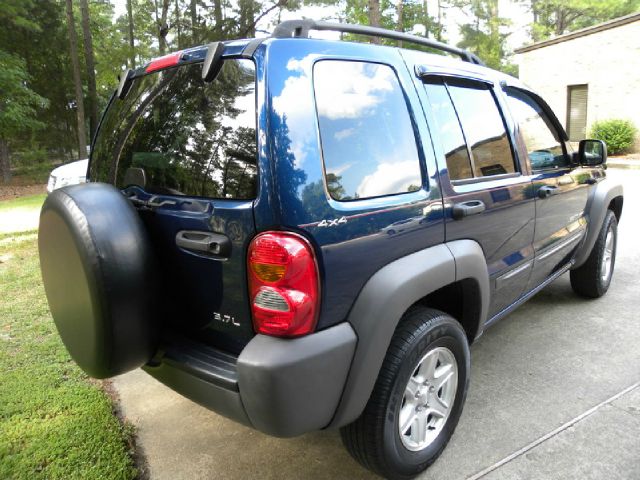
[271,19,485,66]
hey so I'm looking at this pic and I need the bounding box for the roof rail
[271,19,485,66]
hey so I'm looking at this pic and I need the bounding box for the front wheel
[570,210,618,298]
[340,307,470,479]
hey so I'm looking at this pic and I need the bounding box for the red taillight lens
[145,51,182,73]
[248,232,319,337]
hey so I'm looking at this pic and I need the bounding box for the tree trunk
[213,0,223,37]
[423,0,429,38]
[368,0,381,44]
[490,0,499,38]
[79,0,98,141]
[127,0,135,68]
[396,0,403,47]
[175,0,181,48]
[239,0,256,37]
[436,0,443,41]
[190,0,198,42]
[65,0,88,160]
[159,0,170,55]
[0,138,10,184]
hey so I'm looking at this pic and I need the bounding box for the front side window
[505,88,567,170]
[91,59,257,199]
[314,60,422,201]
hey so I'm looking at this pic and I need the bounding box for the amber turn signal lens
[252,263,286,282]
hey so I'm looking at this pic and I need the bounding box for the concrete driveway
[113,168,640,480]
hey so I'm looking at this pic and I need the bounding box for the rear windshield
[90,59,257,199]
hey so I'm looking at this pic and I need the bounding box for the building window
[567,84,588,142]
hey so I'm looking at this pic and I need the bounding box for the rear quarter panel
[257,39,445,329]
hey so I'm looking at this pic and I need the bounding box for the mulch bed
[0,184,46,201]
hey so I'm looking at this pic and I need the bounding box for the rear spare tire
[38,183,158,378]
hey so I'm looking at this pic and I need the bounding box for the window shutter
[567,85,588,141]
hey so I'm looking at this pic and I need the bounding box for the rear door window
[313,60,422,201]
[91,59,257,199]
[423,79,473,180]
[447,80,516,178]
[424,78,516,181]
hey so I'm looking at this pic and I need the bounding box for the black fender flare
[328,239,489,428]
[572,178,623,269]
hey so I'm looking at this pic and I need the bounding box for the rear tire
[340,307,470,479]
[570,210,617,298]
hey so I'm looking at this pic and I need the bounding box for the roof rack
[271,19,485,66]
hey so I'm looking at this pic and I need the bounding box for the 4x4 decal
[317,216,348,228]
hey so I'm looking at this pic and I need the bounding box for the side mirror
[578,139,607,166]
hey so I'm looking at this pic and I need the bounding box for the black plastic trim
[328,239,489,428]
[202,42,225,82]
[572,178,623,268]
[241,38,265,58]
[161,336,239,391]
[272,19,485,66]
[117,69,134,100]
[144,323,357,438]
[237,323,357,437]
[485,260,574,329]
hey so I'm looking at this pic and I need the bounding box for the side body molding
[572,178,623,269]
[328,239,489,428]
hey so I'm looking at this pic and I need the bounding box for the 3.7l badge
[213,312,240,327]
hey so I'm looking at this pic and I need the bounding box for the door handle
[538,186,559,199]
[452,200,486,220]
[175,230,231,258]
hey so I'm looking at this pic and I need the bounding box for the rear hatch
[89,53,258,353]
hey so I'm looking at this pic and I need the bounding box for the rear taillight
[247,232,319,337]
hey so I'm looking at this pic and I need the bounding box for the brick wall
[516,19,640,151]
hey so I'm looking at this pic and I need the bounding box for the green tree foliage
[0,52,48,181]
[0,2,48,182]
[523,0,640,41]
[2,0,639,185]
[455,0,516,74]
[0,6,47,132]
[342,0,450,46]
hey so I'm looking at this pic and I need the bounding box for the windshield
[90,59,257,199]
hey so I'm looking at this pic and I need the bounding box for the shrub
[589,119,638,155]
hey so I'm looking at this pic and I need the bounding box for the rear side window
[313,60,422,201]
[425,78,516,181]
[91,59,257,199]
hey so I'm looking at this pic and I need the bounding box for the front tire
[570,210,618,298]
[340,307,470,479]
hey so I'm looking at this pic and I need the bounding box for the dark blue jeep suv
[38,20,623,479]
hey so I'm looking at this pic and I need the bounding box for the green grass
[0,231,137,479]
[0,194,47,212]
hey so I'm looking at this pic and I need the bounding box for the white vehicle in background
[47,159,89,193]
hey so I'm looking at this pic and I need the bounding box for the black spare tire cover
[38,183,157,378]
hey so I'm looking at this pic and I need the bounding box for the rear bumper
[143,322,357,437]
